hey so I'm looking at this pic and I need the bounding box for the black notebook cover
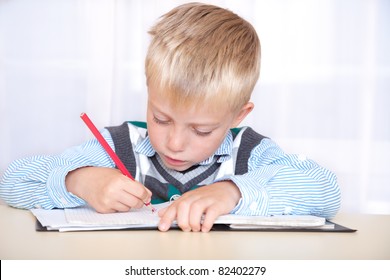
[35,219,356,232]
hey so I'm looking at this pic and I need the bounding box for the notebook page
[229,221,334,230]
[31,208,68,227]
[65,203,169,226]
[65,202,325,228]
[215,214,326,227]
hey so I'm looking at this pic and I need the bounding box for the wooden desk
[0,205,389,259]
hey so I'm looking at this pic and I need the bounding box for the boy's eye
[194,129,212,137]
[153,116,170,125]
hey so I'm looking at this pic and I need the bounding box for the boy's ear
[232,102,254,128]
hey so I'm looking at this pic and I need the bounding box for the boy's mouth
[162,155,187,167]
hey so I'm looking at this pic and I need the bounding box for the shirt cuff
[46,164,86,208]
[229,175,271,216]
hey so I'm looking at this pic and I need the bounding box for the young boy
[0,3,340,232]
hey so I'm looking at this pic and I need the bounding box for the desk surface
[1,204,389,260]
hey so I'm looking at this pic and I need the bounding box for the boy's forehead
[147,84,232,116]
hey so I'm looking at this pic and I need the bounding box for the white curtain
[0,0,389,214]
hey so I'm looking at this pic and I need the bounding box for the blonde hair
[145,2,261,112]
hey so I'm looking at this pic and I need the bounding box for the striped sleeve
[230,138,341,219]
[0,129,116,210]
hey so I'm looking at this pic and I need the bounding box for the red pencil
[80,112,155,212]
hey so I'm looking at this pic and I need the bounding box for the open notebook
[31,201,355,232]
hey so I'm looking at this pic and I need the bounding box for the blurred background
[0,0,389,214]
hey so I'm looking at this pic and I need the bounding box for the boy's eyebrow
[149,102,172,119]
[191,122,221,129]
[149,100,222,128]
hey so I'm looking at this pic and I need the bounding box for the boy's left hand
[157,181,241,232]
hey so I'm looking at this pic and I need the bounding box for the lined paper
[65,203,168,225]
[64,203,327,228]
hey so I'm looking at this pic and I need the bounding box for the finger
[117,192,145,209]
[121,178,152,204]
[158,206,168,217]
[158,204,178,232]
[188,201,206,232]
[110,201,132,213]
[175,201,192,232]
[103,182,145,210]
[201,208,220,233]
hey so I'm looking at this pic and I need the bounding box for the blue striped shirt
[0,127,341,218]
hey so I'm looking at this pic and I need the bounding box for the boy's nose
[167,127,186,153]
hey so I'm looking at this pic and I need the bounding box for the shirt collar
[134,131,233,165]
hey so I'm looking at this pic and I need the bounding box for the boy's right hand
[65,166,152,213]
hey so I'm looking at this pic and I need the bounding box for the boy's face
[146,85,247,171]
